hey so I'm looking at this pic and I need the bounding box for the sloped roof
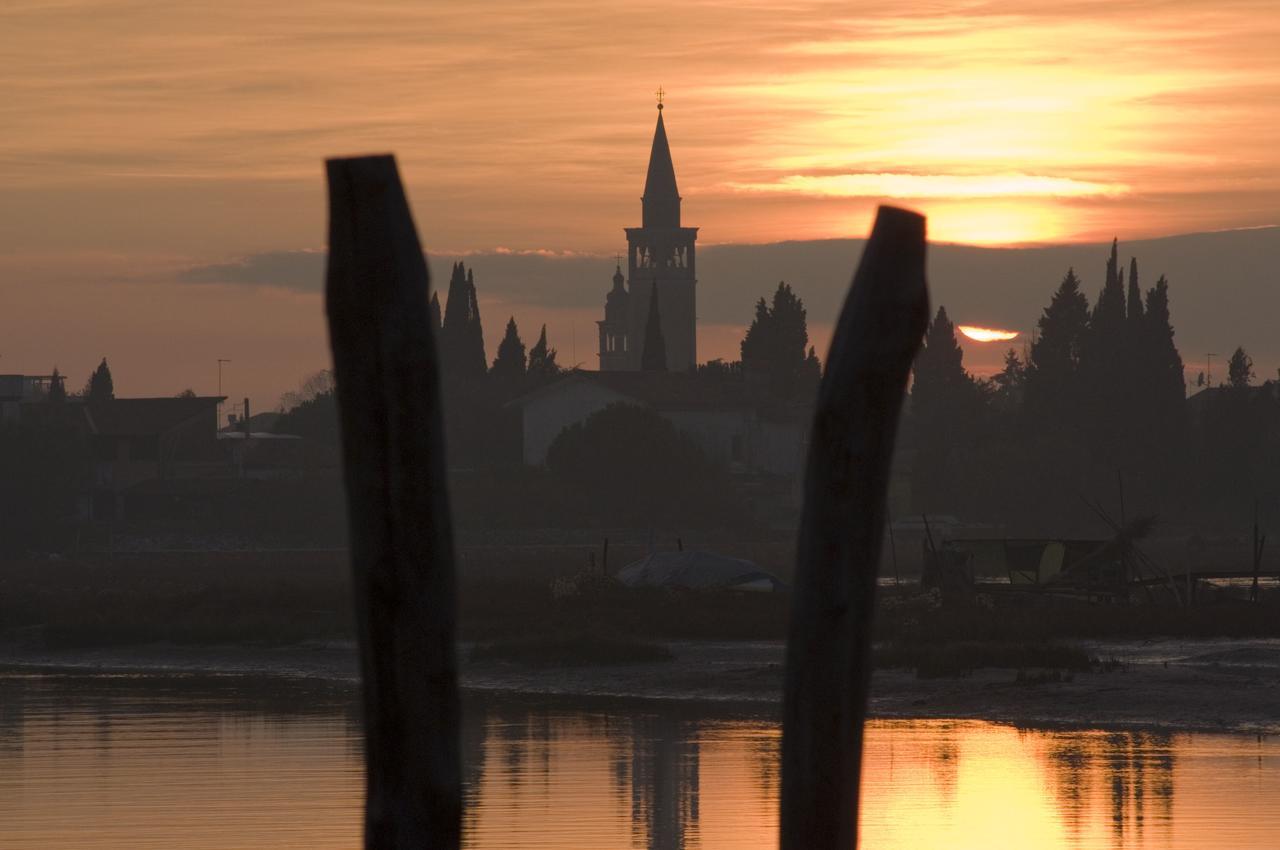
[85,396,223,436]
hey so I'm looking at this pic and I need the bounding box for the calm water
[2,672,1278,849]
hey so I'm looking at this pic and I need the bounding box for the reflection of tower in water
[1044,729,1176,845]
[622,713,701,850]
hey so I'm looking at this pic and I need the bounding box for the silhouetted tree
[991,348,1026,410]
[441,262,487,380]
[1080,239,1131,461]
[802,345,822,391]
[1025,268,1090,430]
[84,358,114,402]
[491,317,527,382]
[430,291,442,335]
[1126,257,1143,329]
[275,388,339,446]
[1200,345,1276,520]
[176,388,197,398]
[1135,274,1186,445]
[910,306,985,511]
[696,359,743,380]
[640,284,667,372]
[278,370,334,412]
[527,325,560,379]
[1227,346,1254,388]
[741,281,816,399]
[47,367,66,403]
[465,268,486,374]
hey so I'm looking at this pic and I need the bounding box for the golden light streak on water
[3,674,1280,849]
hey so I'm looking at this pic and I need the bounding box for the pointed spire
[641,283,667,372]
[642,103,681,228]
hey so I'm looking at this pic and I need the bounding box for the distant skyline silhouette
[2,1,1276,411]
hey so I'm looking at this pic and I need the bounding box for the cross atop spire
[655,85,665,110]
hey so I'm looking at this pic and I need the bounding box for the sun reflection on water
[3,674,1280,850]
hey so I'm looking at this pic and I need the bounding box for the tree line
[909,238,1271,530]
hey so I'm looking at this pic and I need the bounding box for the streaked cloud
[1,0,1278,406]
[726,173,1127,200]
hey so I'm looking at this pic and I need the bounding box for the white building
[507,371,808,477]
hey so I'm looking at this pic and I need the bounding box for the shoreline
[4,637,1280,735]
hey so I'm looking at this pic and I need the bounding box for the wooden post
[325,155,461,850]
[780,206,928,850]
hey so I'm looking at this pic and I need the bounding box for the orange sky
[1,1,1277,409]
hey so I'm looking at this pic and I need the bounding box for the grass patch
[875,640,1093,679]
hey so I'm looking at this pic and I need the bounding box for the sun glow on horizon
[959,325,1019,342]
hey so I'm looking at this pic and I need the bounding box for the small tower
[597,260,630,371]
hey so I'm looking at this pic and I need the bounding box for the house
[81,396,225,519]
[507,370,809,477]
[0,374,59,423]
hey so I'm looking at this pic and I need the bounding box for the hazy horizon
[3,223,1276,415]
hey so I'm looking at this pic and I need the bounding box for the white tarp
[616,550,785,592]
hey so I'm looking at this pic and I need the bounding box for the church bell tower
[598,92,698,371]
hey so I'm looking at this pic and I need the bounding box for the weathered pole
[780,206,928,850]
[324,154,461,850]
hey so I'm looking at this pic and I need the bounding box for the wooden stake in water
[325,154,461,850]
[780,206,929,850]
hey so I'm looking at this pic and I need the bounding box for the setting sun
[958,326,1019,343]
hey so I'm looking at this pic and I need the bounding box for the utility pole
[1205,353,1216,388]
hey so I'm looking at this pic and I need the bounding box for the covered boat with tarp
[617,551,786,592]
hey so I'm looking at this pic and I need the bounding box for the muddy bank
[4,638,1280,733]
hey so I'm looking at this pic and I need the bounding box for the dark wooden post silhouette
[779,206,928,850]
[324,153,926,848]
[325,154,461,850]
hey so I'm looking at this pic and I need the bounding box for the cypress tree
[84,358,115,402]
[1141,274,1186,424]
[1025,268,1090,430]
[1081,240,1131,461]
[491,317,527,381]
[640,283,667,372]
[991,348,1025,410]
[1126,257,1143,327]
[1090,239,1128,355]
[441,263,469,375]
[440,262,487,380]
[429,291,442,335]
[910,306,983,512]
[527,325,560,378]
[48,367,66,403]
[1227,346,1254,389]
[465,268,487,376]
[740,297,773,369]
[740,281,813,398]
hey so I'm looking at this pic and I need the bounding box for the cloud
[174,227,1280,347]
[726,172,1128,199]
[179,250,326,291]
